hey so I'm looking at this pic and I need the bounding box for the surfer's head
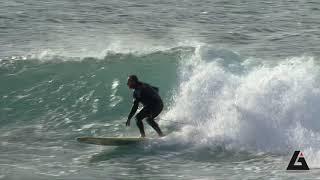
[127,75,139,89]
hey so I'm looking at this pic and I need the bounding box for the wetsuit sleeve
[128,99,139,120]
[151,86,159,93]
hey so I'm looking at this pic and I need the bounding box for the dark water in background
[1,0,320,179]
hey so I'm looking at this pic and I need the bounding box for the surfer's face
[127,78,136,89]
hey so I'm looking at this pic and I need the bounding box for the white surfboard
[77,136,150,146]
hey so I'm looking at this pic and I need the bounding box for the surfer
[126,75,164,138]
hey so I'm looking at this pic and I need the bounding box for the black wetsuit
[128,82,163,137]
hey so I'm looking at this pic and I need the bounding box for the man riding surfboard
[126,75,164,138]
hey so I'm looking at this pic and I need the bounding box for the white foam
[163,49,320,166]
[15,37,205,62]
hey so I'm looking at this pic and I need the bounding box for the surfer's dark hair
[128,75,139,83]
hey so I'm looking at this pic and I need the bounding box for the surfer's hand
[126,119,130,126]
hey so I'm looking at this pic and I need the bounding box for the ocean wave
[1,43,320,167]
[163,51,320,166]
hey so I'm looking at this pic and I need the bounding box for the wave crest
[164,49,320,166]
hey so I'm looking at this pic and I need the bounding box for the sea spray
[164,50,320,167]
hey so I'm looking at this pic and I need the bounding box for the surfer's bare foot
[140,135,146,138]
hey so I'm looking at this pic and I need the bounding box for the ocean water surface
[1,0,320,179]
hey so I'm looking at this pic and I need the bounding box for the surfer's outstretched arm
[126,100,139,126]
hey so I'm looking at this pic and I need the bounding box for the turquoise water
[1,0,320,179]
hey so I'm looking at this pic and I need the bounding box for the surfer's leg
[136,119,145,137]
[146,118,164,137]
[146,103,164,137]
[135,108,149,137]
